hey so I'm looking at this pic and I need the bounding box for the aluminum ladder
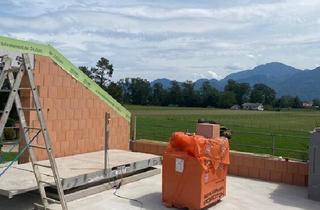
[0,54,68,210]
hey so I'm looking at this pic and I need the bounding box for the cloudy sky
[1,0,320,81]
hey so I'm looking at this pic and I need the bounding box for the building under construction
[0,36,161,209]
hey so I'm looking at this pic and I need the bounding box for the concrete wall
[130,140,309,186]
[19,55,130,162]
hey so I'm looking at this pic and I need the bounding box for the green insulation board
[0,36,130,122]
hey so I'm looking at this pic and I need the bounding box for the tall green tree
[79,66,92,78]
[313,99,320,107]
[250,83,276,105]
[118,78,132,104]
[168,81,182,106]
[218,91,237,108]
[91,57,114,88]
[292,96,303,108]
[128,78,151,105]
[224,80,250,105]
[151,83,168,106]
[275,96,294,108]
[106,81,123,103]
[200,81,220,107]
[182,81,198,107]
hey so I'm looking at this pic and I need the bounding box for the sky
[1,0,320,82]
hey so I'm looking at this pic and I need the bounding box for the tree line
[0,57,316,110]
[77,58,313,109]
[105,79,308,109]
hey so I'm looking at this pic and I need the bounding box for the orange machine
[162,132,230,210]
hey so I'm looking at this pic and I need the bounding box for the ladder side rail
[22,54,68,210]
[7,71,49,207]
[0,70,7,90]
[0,56,12,88]
[0,65,24,137]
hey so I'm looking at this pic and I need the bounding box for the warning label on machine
[175,158,184,173]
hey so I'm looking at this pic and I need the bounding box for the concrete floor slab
[46,169,320,210]
[1,169,320,210]
[0,150,161,197]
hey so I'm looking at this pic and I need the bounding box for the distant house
[242,103,264,111]
[231,105,241,110]
[303,101,313,108]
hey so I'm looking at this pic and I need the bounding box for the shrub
[1,118,18,141]
[3,128,16,140]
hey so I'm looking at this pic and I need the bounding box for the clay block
[196,123,220,139]
[259,169,270,180]
[282,172,293,185]
[253,157,266,169]
[293,174,307,186]
[297,162,308,175]
[242,155,254,167]
[229,154,241,166]
[48,86,58,98]
[248,167,260,179]
[287,161,299,174]
[238,166,249,177]
[265,159,275,170]
[228,165,239,175]
[274,160,288,172]
[270,171,282,183]
[157,145,167,155]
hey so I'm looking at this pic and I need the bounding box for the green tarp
[0,36,131,122]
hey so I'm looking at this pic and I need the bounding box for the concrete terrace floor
[1,168,320,210]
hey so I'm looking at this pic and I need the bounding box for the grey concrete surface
[1,170,320,210]
[0,150,160,197]
[1,164,320,210]
[46,169,320,210]
[1,145,19,153]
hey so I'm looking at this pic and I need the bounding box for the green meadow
[127,105,320,160]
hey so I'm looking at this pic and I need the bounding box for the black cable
[113,185,143,210]
[106,151,144,210]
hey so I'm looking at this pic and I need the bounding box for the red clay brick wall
[130,140,309,186]
[228,152,308,186]
[19,55,130,162]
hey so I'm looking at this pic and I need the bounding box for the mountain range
[151,62,320,100]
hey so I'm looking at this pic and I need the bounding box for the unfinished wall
[19,55,130,162]
[130,140,309,186]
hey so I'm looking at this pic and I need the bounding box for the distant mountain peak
[253,62,300,72]
[150,62,320,100]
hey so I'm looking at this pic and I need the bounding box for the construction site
[0,36,320,210]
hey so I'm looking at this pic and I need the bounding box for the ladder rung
[19,87,32,90]
[34,163,52,168]
[39,180,56,187]
[0,89,11,93]
[29,144,47,150]
[4,69,19,73]
[19,107,38,111]
[4,126,20,129]
[43,197,60,204]
[24,126,41,130]
[0,140,19,145]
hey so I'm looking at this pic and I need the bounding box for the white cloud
[1,0,320,81]
[247,54,255,59]
[207,71,220,80]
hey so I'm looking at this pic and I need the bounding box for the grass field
[127,105,320,161]
[0,152,17,163]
